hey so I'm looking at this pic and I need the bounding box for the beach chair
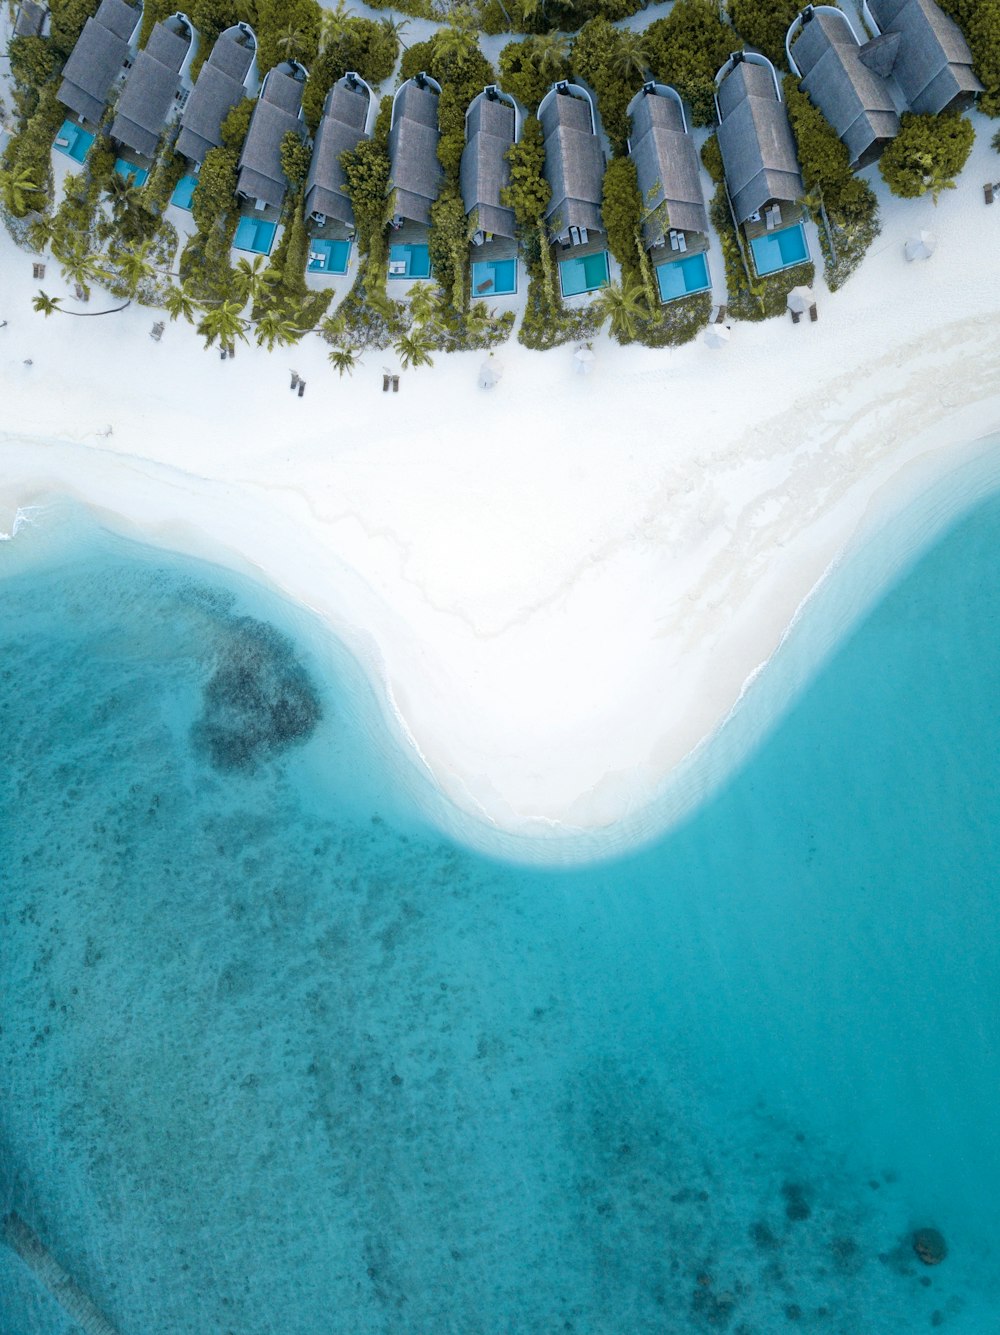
[382,374,390,392]
[790,309,801,324]
[809,303,818,323]
[32,263,45,280]
[765,212,775,231]
[713,304,728,324]
[298,380,305,397]
[391,375,399,393]
[985,183,995,205]
[55,137,70,148]
[677,234,687,252]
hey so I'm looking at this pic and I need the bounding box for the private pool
[234,216,278,255]
[559,250,609,298]
[308,238,352,274]
[388,242,431,279]
[53,120,94,163]
[749,222,809,276]
[114,159,148,187]
[471,257,517,296]
[170,174,197,210]
[655,251,711,303]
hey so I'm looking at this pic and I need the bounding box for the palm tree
[433,9,479,67]
[163,283,198,323]
[379,15,409,51]
[598,279,648,341]
[276,24,306,58]
[33,290,62,318]
[58,243,104,300]
[233,255,276,308]
[328,346,357,377]
[0,166,42,216]
[27,213,56,254]
[198,299,249,349]
[106,171,141,215]
[318,2,347,54]
[610,31,649,85]
[116,241,156,298]
[530,33,569,83]
[394,329,435,370]
[406,281,439,328]
[254,308,303,350]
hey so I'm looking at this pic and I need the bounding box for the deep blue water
[1,488,998,1334]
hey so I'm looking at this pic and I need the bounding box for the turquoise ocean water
[1,475,998,1334]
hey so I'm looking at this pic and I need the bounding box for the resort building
[14,0,48,39]
[862,0,982,115]
[715,52,810,279]
[539,81,609,298]
[110,13,197,162]
[387,73,444,282]
[56,0,141,128]
[787,6,901,169]
[626,81,711,304]
[176,22,257,166]
[462,85,520,298]
[236,59,308,213]
[305,72,372,229]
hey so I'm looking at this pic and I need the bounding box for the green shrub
[254,0,321,76]
[502,115,550,226]
[728,0,800,69]
[8,35,57,92]
[2,84,64,213]
[498,37,571,112]
[935,0,1000,117]
[700,132,724,184]
[646,0,738,128]
[49,0,105,59]
[878,110,975,200]
[280,131,312,189]
[601,156,642,283]
[299,18,398,130]
[570,17,635,153]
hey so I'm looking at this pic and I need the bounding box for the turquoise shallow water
[1,487,999,1334]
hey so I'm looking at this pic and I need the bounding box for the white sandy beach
[2,116,1000,848]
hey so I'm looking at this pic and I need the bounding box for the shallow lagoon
[1,492,998,1334]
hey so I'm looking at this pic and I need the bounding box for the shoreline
[2,122,1000,856]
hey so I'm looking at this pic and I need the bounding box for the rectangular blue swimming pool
[655,251,711,303]
[750,222,809,276]
[53,120,94,163]
[234,216,277,255]
[308,238,352,274]
[171,175,197,210]
[471,257,517,296]
[114,159,148,187]
[559,250,609,298]
[388,242,431,280]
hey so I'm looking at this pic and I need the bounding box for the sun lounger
[765,213,775,231]
[476,278,493,293]
[790,309,801,324]
[677,234,687,252]
[382,374,390,392]
[391,375,399,393]
[985,183,995,205]
[809,303,818,323]
[55,137,70,148]
[711,304,727,324]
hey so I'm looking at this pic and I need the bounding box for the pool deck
[744,202,807,246]
[470,235,517,297]
[650,228,709,260]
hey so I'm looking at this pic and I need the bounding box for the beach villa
[234,59,308,253]
[861,0,983,115]
[56,0,141,131]
[387,73,444,282]
[176,22,257,168]
[303,73,372,276]
[539,81,609,299]
[715,52,809,279]
[786,7,901,169]
[626,81,711,304]
[109,12,197,179]
[462,85,520,298]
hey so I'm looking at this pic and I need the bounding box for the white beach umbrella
[478,357,502,389]
[703,325,731,350]
[574,345,596,375]
[787,285,815,314]
[904,230,937,262]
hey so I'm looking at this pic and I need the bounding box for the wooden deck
[743,202,806,245]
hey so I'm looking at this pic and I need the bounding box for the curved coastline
[2,124,1000,861]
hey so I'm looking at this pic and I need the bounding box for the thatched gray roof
[867,0,983,113]
[111,19,193,158]
[628,87,708,246]
[57,0,140,125]
[304,76,370,225]
[540,88,604,237]
[14,1,46,38]
[177,27,255,163]
[461,90,516,239]
[236,63,306,208]
[716,59,804,223]
[792,9,900,167]
[388,80,443,226]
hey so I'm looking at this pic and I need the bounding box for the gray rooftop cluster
[388,75,444,228]
[627,83,708,249]
[57,0,140,125]
[461,86,518,241]
[715,55,805,225]
[111,14,195,159]
[236,60,307,210]
[539,82,605,242]
[864,0,982,114]
[789,0,981,168]
[177,23,256,164]
[305,73,372,227]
